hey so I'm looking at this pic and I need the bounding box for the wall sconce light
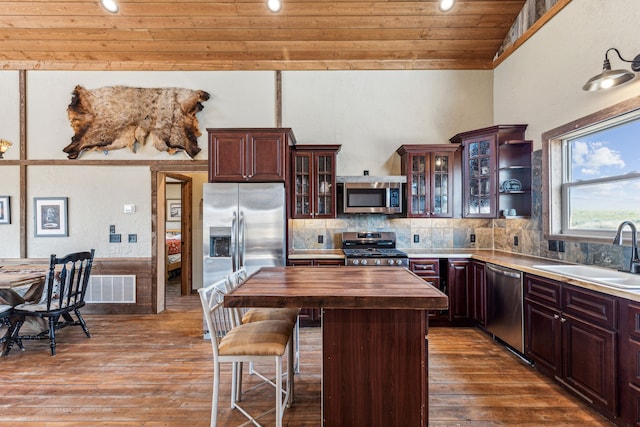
[0,139,12,159]
[583,48,640,91]
[267,0,282,13]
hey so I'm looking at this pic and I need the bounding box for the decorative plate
[500,179,522,192]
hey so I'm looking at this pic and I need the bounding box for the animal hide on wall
[65,85,210,159]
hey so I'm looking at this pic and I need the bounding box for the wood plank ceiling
[0,0,527,71]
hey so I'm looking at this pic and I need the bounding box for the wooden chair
[8,249,95,356]
[226,267,301,373]
[0,304,13,349]
[199,277,294,427]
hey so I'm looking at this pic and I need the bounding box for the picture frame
[167,199,181,221]
[0,196,10,224]
[34,197,68,237]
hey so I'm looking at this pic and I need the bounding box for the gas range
[342,231,409,267]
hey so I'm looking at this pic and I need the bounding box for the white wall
[494,0,640,148]
[26,71,277,160]
[27,166,151,258]
[283,70,493,175]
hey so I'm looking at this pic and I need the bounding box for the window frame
[542,95,640,243]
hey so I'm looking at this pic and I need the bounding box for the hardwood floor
[0,280,614,426]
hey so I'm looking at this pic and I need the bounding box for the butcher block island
[224,266,448,427]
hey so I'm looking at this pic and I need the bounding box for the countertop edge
[288,249,640,301]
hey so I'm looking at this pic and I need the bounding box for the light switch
[124,204,136,214]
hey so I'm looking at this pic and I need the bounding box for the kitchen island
[224,266,448,427]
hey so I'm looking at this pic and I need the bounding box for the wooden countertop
[288,248,640,302]
[225,266,448,310]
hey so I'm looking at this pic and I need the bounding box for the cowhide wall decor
[65,85,210,159]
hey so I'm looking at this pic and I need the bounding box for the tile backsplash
[291,150,632,271]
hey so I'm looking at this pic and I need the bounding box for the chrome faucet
[613,221,640,274]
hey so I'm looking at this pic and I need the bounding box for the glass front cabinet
[291,145,341,219]
[396,144,461,218]
[449,125,530,218]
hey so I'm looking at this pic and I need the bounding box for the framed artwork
[167,199,181,221]
[34,197,68,237]
[0,196,10,224]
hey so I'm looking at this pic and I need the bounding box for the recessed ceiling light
[439,0,454,12]
[267,0,282,13]
[100,0,119,14]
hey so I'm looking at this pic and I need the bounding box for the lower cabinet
[470,260,486,327]
[410,258,471,326]
[287,258,345,325]
[524,274,617,417]
[621,300,640,426]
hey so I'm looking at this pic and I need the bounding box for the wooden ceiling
[0,0,532,71]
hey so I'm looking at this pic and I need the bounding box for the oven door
[342,182,402,214]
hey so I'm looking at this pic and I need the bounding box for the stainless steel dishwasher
[485,263,524,354]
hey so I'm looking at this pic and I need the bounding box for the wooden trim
[540,95,640,242]
[1,159,208,168]
[19,70,27,258]
[493,0,572,68]
[275,70,282,127]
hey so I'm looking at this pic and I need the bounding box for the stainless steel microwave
[341,181,403,214]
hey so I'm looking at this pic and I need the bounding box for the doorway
[165,174,192,297]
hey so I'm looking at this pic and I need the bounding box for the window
[544,99,640,241]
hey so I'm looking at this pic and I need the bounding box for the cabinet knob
[560,317,566,323]
[553,314,560,320]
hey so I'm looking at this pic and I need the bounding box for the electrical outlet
[513,236,519,246]
[548,240,558,251]
[558,240,565,252]
[470,234,476,243]
[109,233,121,243]
[128,234,137,243]
[363,170,369,176]
[413,234,419,243]
[317,235,324,244]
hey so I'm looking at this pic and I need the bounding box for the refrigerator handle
[231,211,238,272]
[239,210,245,268]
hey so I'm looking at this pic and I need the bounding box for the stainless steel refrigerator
[202,182,286,288]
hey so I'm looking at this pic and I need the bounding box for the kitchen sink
[533,264,640,289]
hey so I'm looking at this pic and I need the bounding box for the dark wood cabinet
[621,300,640,426]
[291,145,341,218]
[411,258,471,325]
[447,259,471,324]
[449,125,530,218]
[287,257,345,324]
[524,275,617,416]
[409,258,444,321]
[470,260,486,327]
[207,128,296,182]
[396,144,461,218]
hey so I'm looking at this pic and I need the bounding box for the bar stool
[199,278,295,427]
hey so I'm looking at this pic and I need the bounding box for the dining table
[0,266,48,356]
[224,266,448,427]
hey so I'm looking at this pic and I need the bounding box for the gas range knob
[387,259,395,265]
[361,259,368,265]
[374,259,381,265]
[352,259,359,265]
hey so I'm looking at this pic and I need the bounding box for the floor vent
[86,275,136,303]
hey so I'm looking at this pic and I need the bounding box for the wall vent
[86,275,136,303]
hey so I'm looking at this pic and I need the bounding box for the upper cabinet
[291,144,341,219]
[396,144,461,218]
[207,128,296,182]
[449,125,530,218]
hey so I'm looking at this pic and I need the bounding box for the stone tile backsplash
[291,150,631,270]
